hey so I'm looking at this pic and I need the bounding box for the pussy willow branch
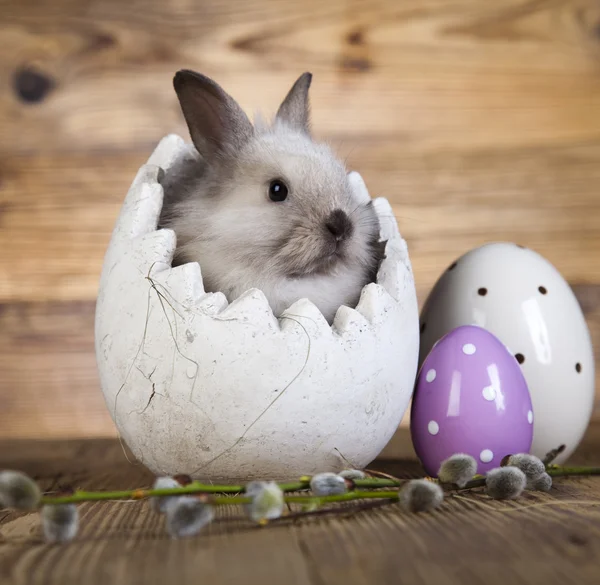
[38,466,600,507]
[208,491,400,506]
[443,466,600,491]
[40,489,400,507]
[542,444,566,466]
[39,478,401,506]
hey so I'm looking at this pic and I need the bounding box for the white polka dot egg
[418,242,595,464]
[411,324,534,476]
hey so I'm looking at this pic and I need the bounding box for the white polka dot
[428,421,440,435]
[480,449,493,463]
[426,369,437,383]
[462,343,476,355]
[482,385,496,401]
[527,410,533,424]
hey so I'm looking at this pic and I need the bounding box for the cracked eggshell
[411,325,533,476]
[94,134,420,481]
[418,243,595,465]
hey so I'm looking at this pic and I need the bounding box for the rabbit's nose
[325,209,353,242]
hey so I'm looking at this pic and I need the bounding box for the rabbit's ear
[173,70,254,162]
[275,72,312,134]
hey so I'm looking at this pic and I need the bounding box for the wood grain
[0,0,599,438]
[0,301,115,438]
[1,0,600,154]
[0,284,597,439]
[2,142,600,303]
[2,424,600,585]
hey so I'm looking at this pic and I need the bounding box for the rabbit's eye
[268,179,288,202]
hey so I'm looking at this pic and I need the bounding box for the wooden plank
[0,283,598,440]
[1,425,600,585]
[1,0,599,305]
[0,153,140,303]
[1,140,599,302]
[0,301,116,438]
[1,0,600,155]
[1,0,599,441]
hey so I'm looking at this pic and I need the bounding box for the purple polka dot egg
[411,324,534,476]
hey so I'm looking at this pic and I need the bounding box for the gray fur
[527,472,552,492]
[310,472,347,496]
[399,479,444,513]
[159,70,384,323]
[173,70,254,163]
[151,476,182,513]
[437,453,478,488]
[0,470,41,510]
[276,72,312,134]
[165,496,214,539]
[506,454,546,480]
[485,467,526,500]
[41,504,79,543]
[244,481,284,522]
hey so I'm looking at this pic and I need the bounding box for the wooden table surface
[1,0,600,439]
[1,423,600,585]
[1,0,600,578]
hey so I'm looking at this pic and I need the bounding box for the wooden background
[0,0,599,439]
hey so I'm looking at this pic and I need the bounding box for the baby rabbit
[158,69,384,323]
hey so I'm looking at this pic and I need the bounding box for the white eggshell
[419,242,595,464]
[94,134,420,481]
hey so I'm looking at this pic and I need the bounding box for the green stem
[37,466,600,507]
[39,478,401,506]
[209,491,399,506]
[441,465,600,492]
[546,466,600,477]
[41,490,400,508]
[285,491,400,505]
[354,478,402,488]
[449,477,486,490]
